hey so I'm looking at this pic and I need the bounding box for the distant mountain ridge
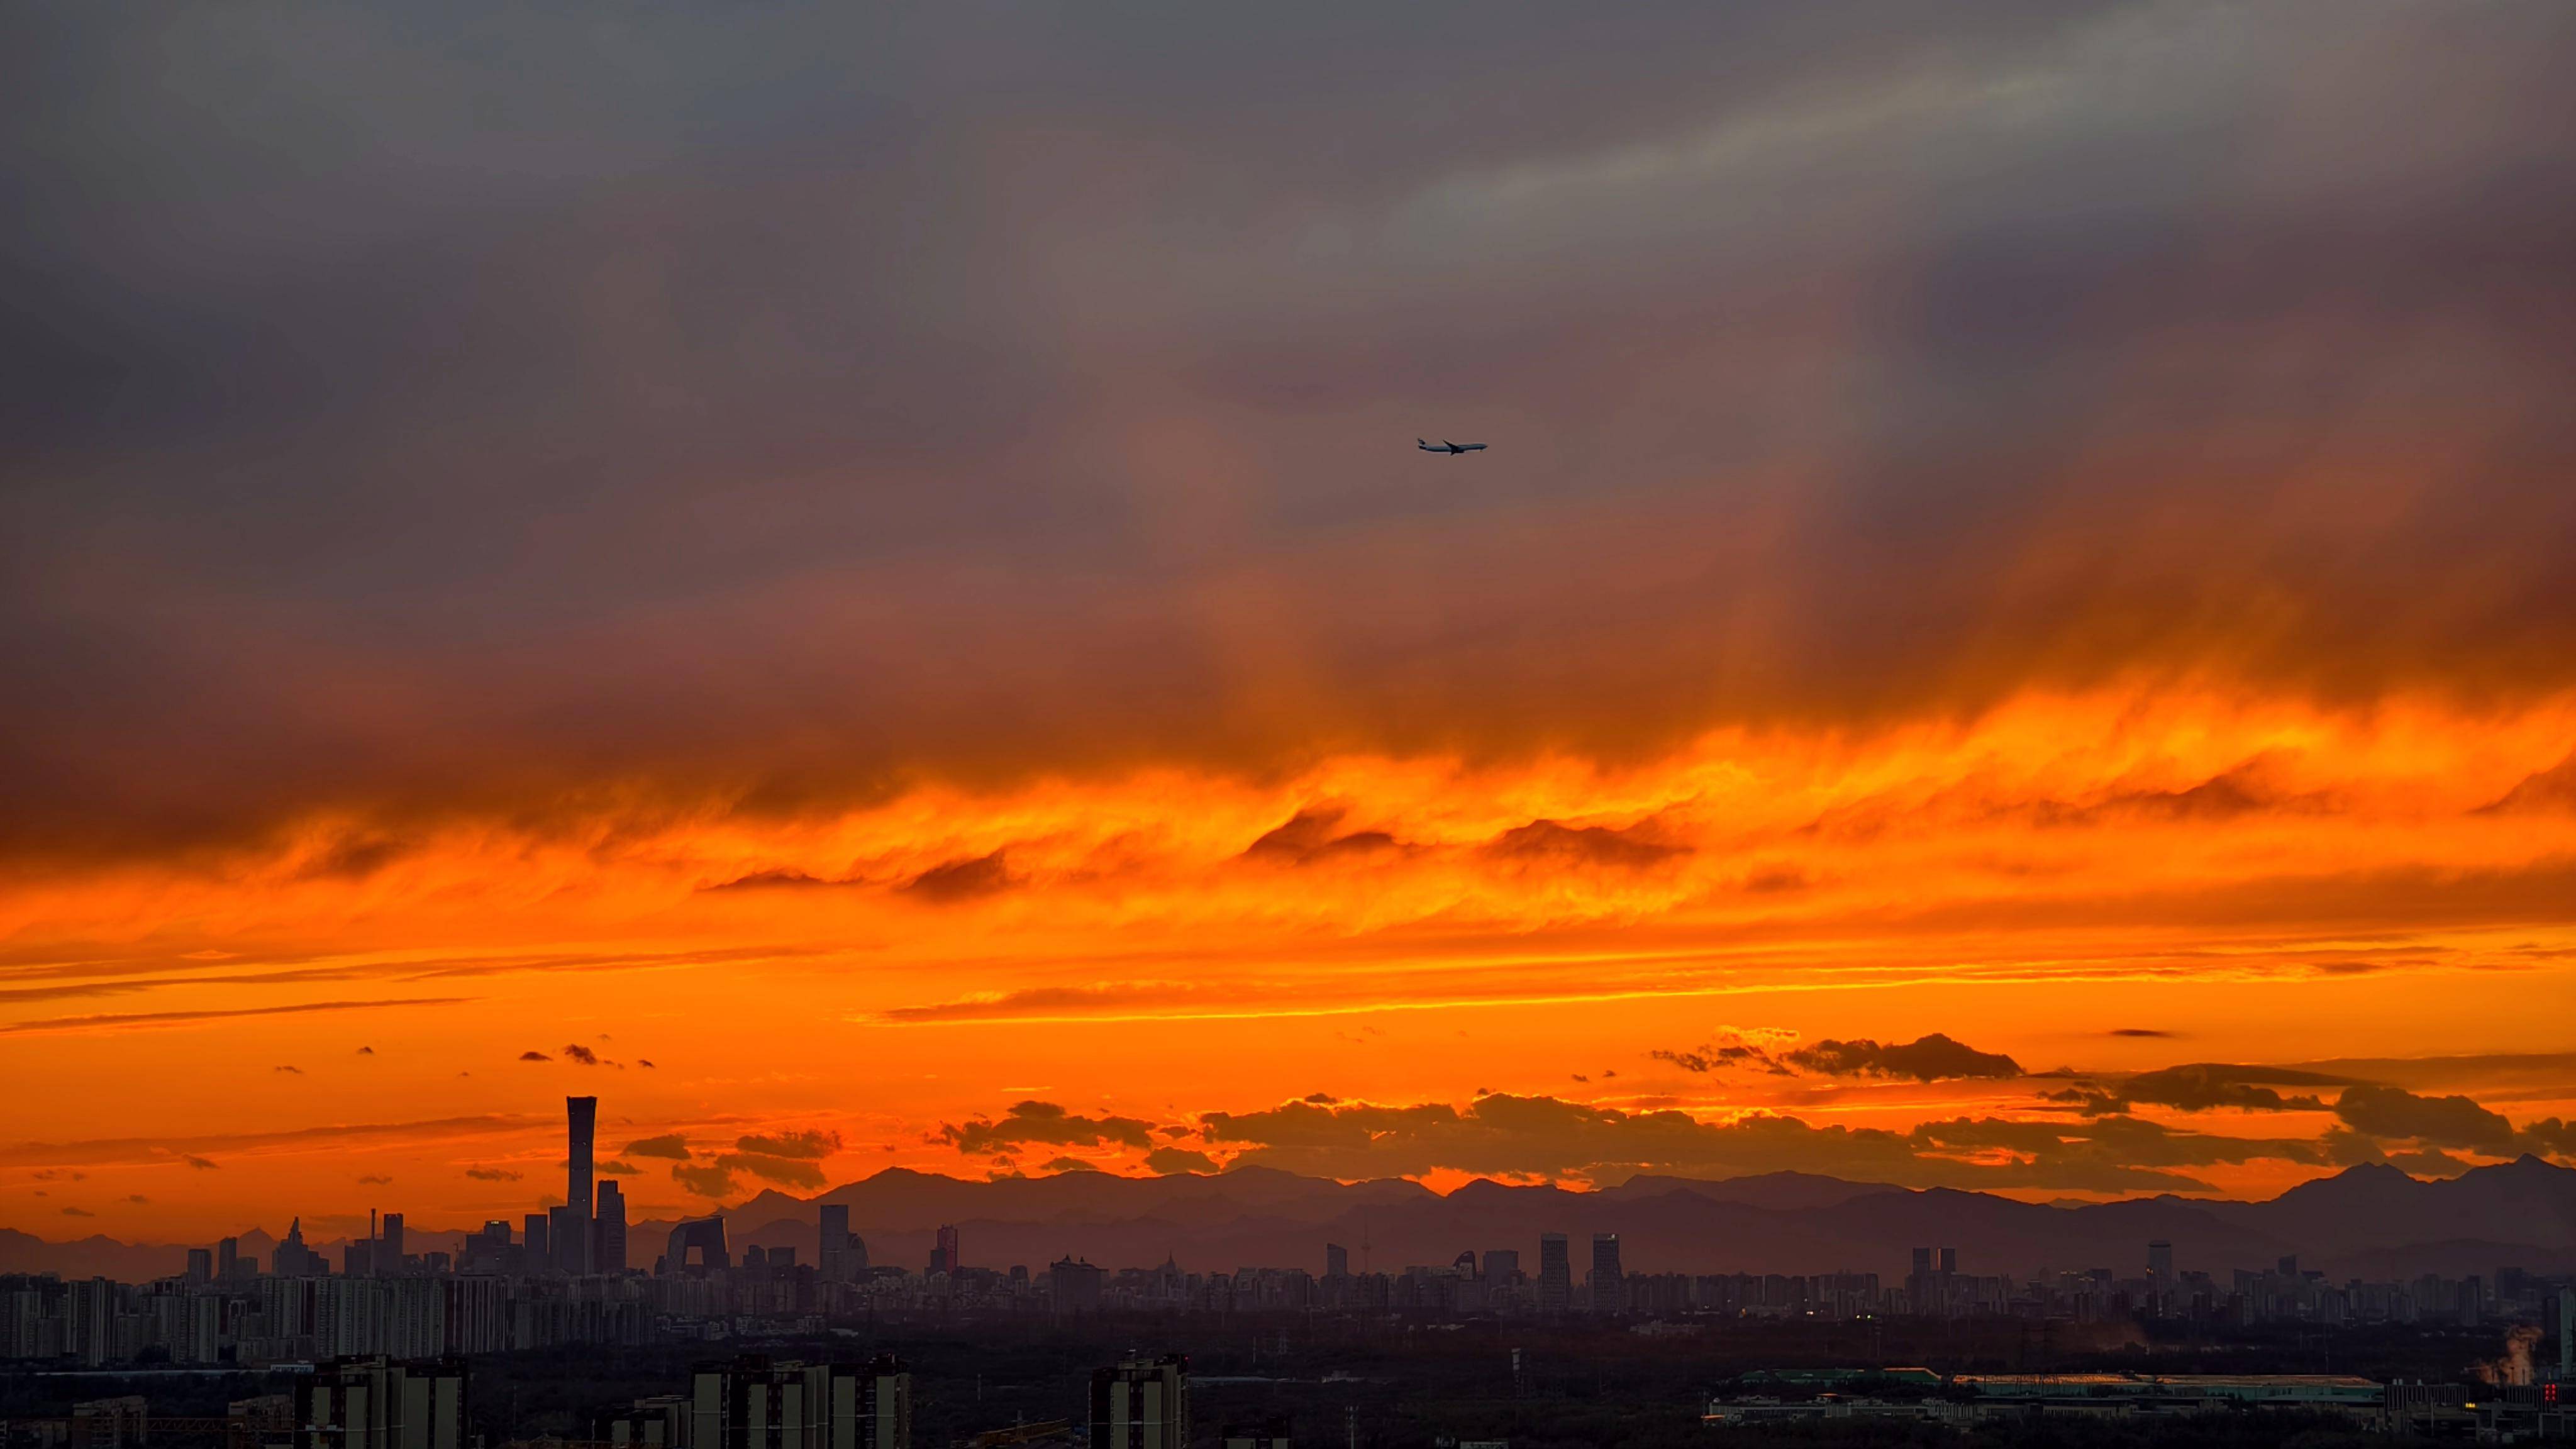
[7,1158,2572,1285]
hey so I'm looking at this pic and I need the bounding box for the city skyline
[7,2,2576,1241]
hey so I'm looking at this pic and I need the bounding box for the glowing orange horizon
[5,680,2573,1240]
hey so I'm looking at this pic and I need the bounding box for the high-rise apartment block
[1089,1355,1187,1449]
[303,1355,467,1449]
[688,1355,909,1449]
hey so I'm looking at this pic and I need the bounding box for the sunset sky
[6,3,2575,1243]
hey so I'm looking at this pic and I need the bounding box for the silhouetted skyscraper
[1483,1248,1519,1284]
[382,1213,406,1273]
[819,1204,858,1281]
[930,1223,961,1275]
[548,1206,582,1274]
[2148,1240,2174,1289]
[1324,1243,1348,1279]
[566,1096,597,1275]
[186,1247,213,1284]
[1538,1233,1570,1314]
[664,1214,730,1275]
[1589,1233,1623,1314]
[594,1180,627,1274]
[525,1213,550,1270]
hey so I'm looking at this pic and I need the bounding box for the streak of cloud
[0,998,472,1036]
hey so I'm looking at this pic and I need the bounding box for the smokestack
[566,1096,597,1275]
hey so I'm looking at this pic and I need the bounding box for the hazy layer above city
[4,2,2575,1236]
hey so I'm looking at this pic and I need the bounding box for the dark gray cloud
[1785,1033,2023,1082]
[901,852,1016,904]
[2333,1084,2518,1151]
[4,3,2571,862]
[1195,1091,2320,1191]
[673,1162,736,1199]
[1146,1146,1221,1175]
[1484,820,1689,872]
[2045,1063,2347,1116]
[623,1133,691,1160]
[1243,808,1401,866]
[2480,754,2576,814]
[942,1100,1158,1156]
[735,1130,839,1160]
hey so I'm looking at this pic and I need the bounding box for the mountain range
[8,1158,2572,1286]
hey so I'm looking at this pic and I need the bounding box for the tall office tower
[1938,1246,1957,1275]
[2148,1241,2174,1289]
[382,1213,407,1273]
[819,1204,852,1282]
[187,1247,214,1284]
[1589,1233,1624,1314]
[219,1236,242,1280]
[1537,1233,1571,1315]
[1483,1248,1519,1284]
[689,1355,910,1449]
[307,1355,468,1449]
[594,1180,628,1274]
[566,1096,598,1275]
[525,1213,551,1270]
[1089,1354,1188,1449]
[1324,1243,1348,1279]
[930,1224,961,1276]
[665,1215,731,1275]
[548,1206,583,1274]
[1453,1250,1477,1277]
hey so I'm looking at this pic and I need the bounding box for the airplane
[1418,438,1488,454]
